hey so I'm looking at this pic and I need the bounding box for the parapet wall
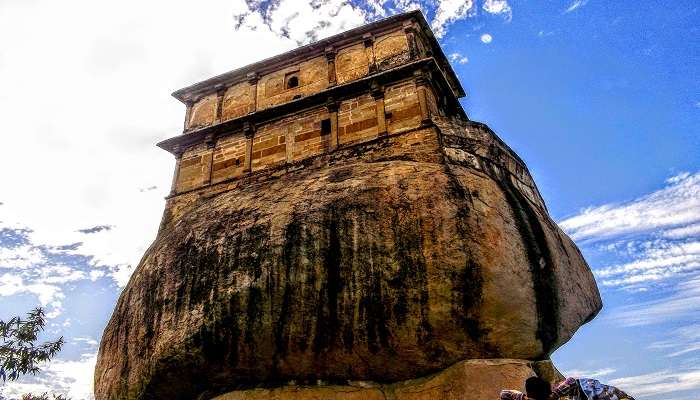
[436,116,548,212]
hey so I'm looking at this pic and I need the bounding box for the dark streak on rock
[497,175,559,355]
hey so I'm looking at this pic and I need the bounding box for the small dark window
[235,158,241,167]
[385,111,393,120]
[293,94,302,100]
[287,75,299,89]
[320,118,331,135]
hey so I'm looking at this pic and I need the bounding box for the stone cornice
[171,10,465,103]
[158,58,466,154]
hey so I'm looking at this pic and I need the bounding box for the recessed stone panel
[222,82,255,121]
[257,56,329,110]
[374,31,410,71]
[335,44,370,84]
[188,94,218,130]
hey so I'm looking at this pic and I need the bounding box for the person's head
[525,377,552,400]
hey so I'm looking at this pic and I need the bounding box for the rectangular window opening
[320,118,331,135]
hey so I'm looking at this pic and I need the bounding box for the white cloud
[596,240,700,287]
[480,33,493,43]
[449,52,469,64]
[609,369,700,398]
[558,171,700,289]
[611,275,700,327]
[235,0,368,45]
[432,0,476,38]
[72,336,99,347]
[482,0,512,21]
[0,273,64,307]
[560,172,700,243]
[0,353,96,400]
[564,0,589,14]
[564,368,616,379]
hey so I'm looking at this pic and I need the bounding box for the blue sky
[0,1,698,399]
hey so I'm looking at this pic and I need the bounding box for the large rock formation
[95,10,601,400]
[95,120,601,399]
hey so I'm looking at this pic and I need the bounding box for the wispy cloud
[650,324,700,358]
[77,225,113,234]
[609,369,700,398]
[564,0,589,14]
[611,275,700,327]
[596,240,700,287]
[233,0,368,45]
[560,172,700,243]
[559,171,700,289]
[482,0,512,21]
[480,33,493,43]
[564,368,616,378]
[449,52,469,64]
[431,0,476,38]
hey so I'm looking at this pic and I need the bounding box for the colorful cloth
[554,377,635,400]
[500,389,526,400]
[500,377,635,400]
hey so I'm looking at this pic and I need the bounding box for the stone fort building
[96,10,601,400]
[159,10,471,223]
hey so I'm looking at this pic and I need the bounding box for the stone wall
[385,81,421,133]
[211,135,247,184]
[338,94,378,145]
[172,78,430,197]
[175,142,212,193]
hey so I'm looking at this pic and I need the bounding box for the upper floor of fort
[169,11,464,135]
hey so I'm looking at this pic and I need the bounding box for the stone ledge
[211,358,560,400]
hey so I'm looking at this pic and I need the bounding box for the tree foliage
[21,394,69,400]
[0,308,63,382]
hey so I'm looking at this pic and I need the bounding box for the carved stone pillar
[403,19,418,60]
[183,100,194,132]
[325,47,337,87]
[371,82,387,136]
[169,146,184,196]
[243,121,255,173]
[327,97,339,151]
[414,70,431,124]
[363,33,376,73]
[203,134,216,186]
[247,72,259,113]
[215,87,225,124]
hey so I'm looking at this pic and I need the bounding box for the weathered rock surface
[95,122,600,399]
[212,359,546,400]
